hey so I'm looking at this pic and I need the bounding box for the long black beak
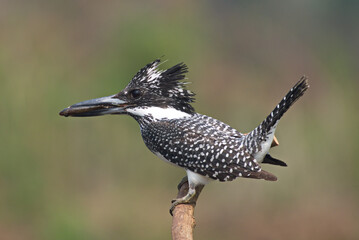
[59,95,128,117]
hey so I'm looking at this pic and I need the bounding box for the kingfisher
[59,59,309,214]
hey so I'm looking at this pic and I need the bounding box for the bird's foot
[169,186,196,216]
[170,196,192,216]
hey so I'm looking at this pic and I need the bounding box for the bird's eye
[129,89,142,99]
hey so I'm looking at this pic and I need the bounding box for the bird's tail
[260,76,309,134]
[245,76,309,160]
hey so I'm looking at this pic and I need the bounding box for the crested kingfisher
[60,59,309,214]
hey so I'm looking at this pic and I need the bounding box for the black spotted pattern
[131,77,309,182]
[137,113,264,182]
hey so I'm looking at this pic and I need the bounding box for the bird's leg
[170,180,202,216]
[177,176,188,190]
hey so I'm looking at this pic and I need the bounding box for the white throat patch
[126,106,191,120]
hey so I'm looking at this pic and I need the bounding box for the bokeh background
[1,1,358,239]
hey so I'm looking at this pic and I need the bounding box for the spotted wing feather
[140,113,277,182]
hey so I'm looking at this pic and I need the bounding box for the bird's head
[59,59,196,118]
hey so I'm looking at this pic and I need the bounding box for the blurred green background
[1,1,358,239]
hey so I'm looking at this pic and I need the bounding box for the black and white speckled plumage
[138,113,267,182]
[61,59,309,187]
[121,60,309,183]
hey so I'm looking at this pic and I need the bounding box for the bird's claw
[169,201,177,216]
[170,198,190,216]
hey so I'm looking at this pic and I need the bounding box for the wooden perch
[171,135,279,239]
[171,181,204,240]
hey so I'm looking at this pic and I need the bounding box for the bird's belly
[154,151,212,185]
[153,151,182,168]
[186,169,213,186]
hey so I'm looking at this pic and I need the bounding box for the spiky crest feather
[126,59,196,113]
